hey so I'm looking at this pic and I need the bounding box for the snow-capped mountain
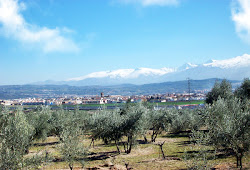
[64,67,175,86]
[67,67,175,81]
[202,54,250,68]
[35,54,250,86]
[161,54,250,82]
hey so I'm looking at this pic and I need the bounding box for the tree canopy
[205,79,233,104]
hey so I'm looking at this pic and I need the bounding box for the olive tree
[185,130,216,170]
[89,109,125,153]
[205,79,233,104]
[49,107,88,138]
[169,109,191,133]
[147,109,171,142]
[0,107,34,169]
[120,103,149,154]
[59,125,86,170]
[89,103,149,154]
[26,106,52,141]
[205,97,250,169]
[235,78,250,100]
[50,107,77,138]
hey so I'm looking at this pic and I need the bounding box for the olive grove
[0,79,249,169]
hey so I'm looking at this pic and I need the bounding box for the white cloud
[0,0,79,53]
[231,0,250,43]
[118,0,179,6]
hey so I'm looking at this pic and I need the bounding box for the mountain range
[0,79,242,99]
[34,54,250,86]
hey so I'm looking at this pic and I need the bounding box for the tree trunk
[143,135,148,143]
[69,163,73,170]
[122,135,133,154]
[236,156,239,168]
[127,136,133,154]
[125,162,130,170]
[127,141,132,154]
[115,140,120,154]
[89,138,95,148]
[239,155,242,170]
[160,144,165,159]
[25,148,29,154]
[152,133,158,143]
[156,141,166,159]
[104,138,109,145]
[127,135,130,153]
[151,131,155,142]
[236,154,243,170]
[123,135,133,154]
[151,130,158,142]
[123,142,126,153]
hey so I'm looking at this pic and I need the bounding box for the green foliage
[189,108,205,131]
[122,103,149,136]
[205,97,250,169]
[0,106,89,169]
[168,108,202,133]
[0,81,249,169]
[184,130,216,170]
[49,107,72,136]
[49,107,88,137]
[205,79,233,104]
[49,107,88,169]
[0,106,9,134]
[26,106,52,141]
[59,125,86,170]
[120,103,149,153]
[89,103,149,154]
[147,109,171,142]
[0,107,34,169]
[89,109,124,146]
[169,109,190,133]
[235,78,250,100]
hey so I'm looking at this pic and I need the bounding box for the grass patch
[27,132,249,170]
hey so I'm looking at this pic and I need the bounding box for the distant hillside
[0,78,241,99]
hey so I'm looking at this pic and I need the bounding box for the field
[29,131,250,170]
[148,100,204,106]
[17,100,205,109]
[73,100,204,107]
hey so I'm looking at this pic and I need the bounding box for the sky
[0,0,250,85]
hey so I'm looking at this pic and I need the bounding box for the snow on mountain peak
[135,67,174,75]
[178,62,198,71]
[129,67,174,78]
[203,54,250,68]
[67,69,134,81]
[67,67,175,81]
[66,54,250,82]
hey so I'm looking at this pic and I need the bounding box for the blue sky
[0,0,250,85]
